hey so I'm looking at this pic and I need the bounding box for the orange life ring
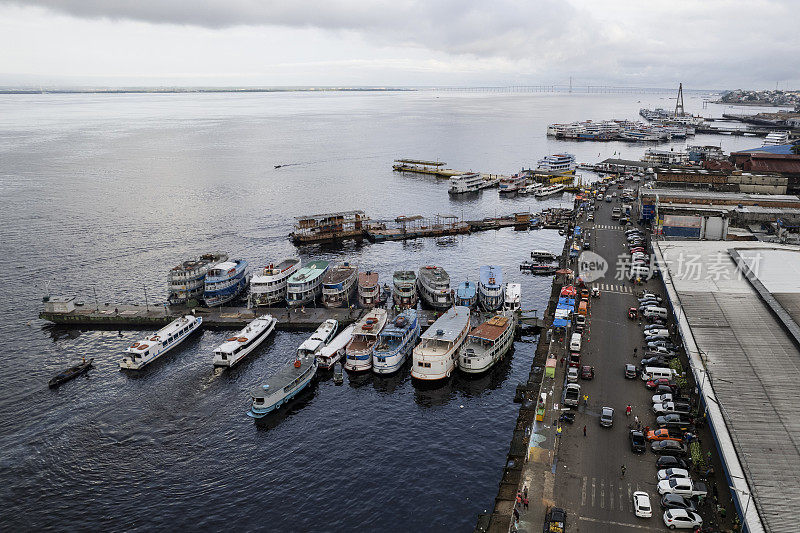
[138,344,149,350]
[238,337,248,342]
[226,337,238,342]
[130,342,140,349]
[294,360,302,368]
[150,337,159,342]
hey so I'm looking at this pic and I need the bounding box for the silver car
[600,406,614,427]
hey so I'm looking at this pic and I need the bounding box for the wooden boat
[48,358,94,388]
[333,362,344,385]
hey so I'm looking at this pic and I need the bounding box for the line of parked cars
[620,233,707,530]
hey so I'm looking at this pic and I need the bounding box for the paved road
[553,179,672,532]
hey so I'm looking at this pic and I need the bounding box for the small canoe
[333,362,344,385]
[48,358,94,388]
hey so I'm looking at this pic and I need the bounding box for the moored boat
[120,315,202,370]
[249,258,300,307]
[247,353,317,418]
[321,262,359,308]
[297,319,338,357]
[212,314,277,367]
[520,262,557,275]
[458,313,517,374]
[417,265,453,310]
[333,362,344,384]
[534,184,566,198]
[203,259,250,307]
[478,265,503,312]
[286,260,330,307]
[411,306,470,381]
[530,250,558,262]
[392,270,418,309]
[449,172,487,194]
[536,153,576,175]
[317,324,355,370]
[498,174,527,195]
[344,308,388,372]
[372,309,420,374]
[358,271,381,308]
[167,252,228,306]
[455,281,477,308]
[503,283,521,312]
[48,358,94,388]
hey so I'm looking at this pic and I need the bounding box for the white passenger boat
[249,259,300,307]
[321,262,358,308]
[286,260,330,307]
[498,175,526,195]
[411,306,470,381]
[212,314,277,367]
[120,315,202,370]
[317,324,355,370]
[530,250,558,262]
[392,270,418,309]
[478,265,503,312]
[417,265,453,310]
[458,313,517,374]
[449,172,488,194]
[344,308,388,372]
[536,154,576,175]
[534,184,566,198]
[372,309,420,374]
[167,252,228,306]
[503,283,521,312]
[297,319,339,357]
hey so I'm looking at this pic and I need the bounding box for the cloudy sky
[0,0,798,89]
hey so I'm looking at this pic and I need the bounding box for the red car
[581,365,595,380]
[646,378,677,391]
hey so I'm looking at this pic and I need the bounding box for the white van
[570,332,582,353]
[643,307,668,319]
[629,265,651,280]
[641,366,678,381]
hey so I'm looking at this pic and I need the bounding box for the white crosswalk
[580,476,641,512]
[593,224,624,231]
[592,282,634,294]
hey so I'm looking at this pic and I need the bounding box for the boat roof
[393,270,416,282]
[380,309,417,337]
[170,252,227,272]
[421,306,470,342]
[457,281,477,297]
[359,271,379,286]
[310,319,337,342]
[318,324,355,356]
[215,315,273,352]
[469,315,511,342]
[505,283,521,297]
[250,356,315,399]
[354,308,387,330]
[480,265,502,287]
[214,261,238,271]
[419,265,449,283]
[289,260,329,282]
[324,263,357,284]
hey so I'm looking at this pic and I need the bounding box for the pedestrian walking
[523,497,529,510]
[583,425,586,437]
[523,486,528,499]
[634,415,639,426]
[620,464,626,477]
[626,404,632,416]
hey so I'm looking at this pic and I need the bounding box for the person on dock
[523,496,529,510]
[583,425,586,437]
[300,305,306,314]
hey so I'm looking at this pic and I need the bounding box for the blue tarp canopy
[558,297,575,307]
[553,318,570,328]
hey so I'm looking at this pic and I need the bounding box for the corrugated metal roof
[735,144,797,155]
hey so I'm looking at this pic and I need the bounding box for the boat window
[424,363,431,368]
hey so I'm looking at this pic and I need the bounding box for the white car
[663,509,702,529]
[632,491,652,518]
[657,478,707,497]
[652,393,673,404]
[567,366,579,383]
[657,468,690,481]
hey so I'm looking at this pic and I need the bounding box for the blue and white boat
[246,319,338,418]
[372,309,420,374]
[478,265,503,312]
[344,308,388,372]
[203,259,250,307]
[455,281,478,308]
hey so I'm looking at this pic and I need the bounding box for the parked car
[657,468,690,482]
[646,378,677,390]
[567,366,579,383]
[600,406,614,427]
[580,365,594,380]
[630,430,646,453]
[651,440,688,456]
[660,494,697,512]
[657,478,707,498]
[656,414,693,430]
[641,356,672,367]
[625,364,638,379]
[647,429,684,442]
[663,509,703,529]
[654,384,676,396]
[648,340,678,350]
[656,456,688,469]
[633,491,652,518]
[653,402,691,415]
[647,346,677,356]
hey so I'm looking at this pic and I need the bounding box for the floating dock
[290,210,369,244]
[392,159,465,178]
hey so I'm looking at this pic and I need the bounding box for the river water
[0,90,759,531]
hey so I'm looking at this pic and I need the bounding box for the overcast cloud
[0,0,798,88]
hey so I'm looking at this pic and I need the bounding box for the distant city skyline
[0,0,798,89]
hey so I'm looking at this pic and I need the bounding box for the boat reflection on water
[252,379,320,431]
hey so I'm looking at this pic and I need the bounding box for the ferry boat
[536,154,576,175]
[520,262,557,275]
[167,252,228,306]
[455,281,477,308]
[358,271,380,308]
[372,309,420,374]
[449,172,490,194]
[286,260,330,307]
[498,174,527,195]
[523,183,543,195]
[392,270,418,309]
[411,306,470,381]
[530,250,558,262]
[247,354,317,419]
[344,308,388,372]
[321,262,358,308]
[212,314,277,367]
[297,319,339,357]
[317,324,355,370]
[458,313,517,373]
[504,283,521,312]
[120,315,202,370]
[534,184,566,198]
[417,265,453,310]
[249,259,300,306]
[478,265,503,312]
[203,259,250,307]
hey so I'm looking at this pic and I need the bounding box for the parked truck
[564,383,581,407]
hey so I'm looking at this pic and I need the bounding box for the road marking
[578,516,662,531]
[591,478,596,507]
[627,483,632,504]
[620,484,625,511]
[608,480,613,509]
[600,479,604,509]
[581,476,587,506]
